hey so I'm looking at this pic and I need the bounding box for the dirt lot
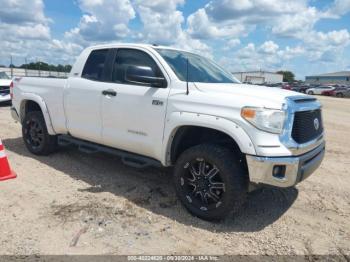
[0,96,349,256]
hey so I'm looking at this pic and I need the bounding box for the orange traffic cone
[0,139,16,181]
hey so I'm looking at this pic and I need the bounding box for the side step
[57,135,161,169]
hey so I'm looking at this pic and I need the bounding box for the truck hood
[193,83,305,108]
[0,79,11,86]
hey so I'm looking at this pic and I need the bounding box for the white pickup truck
[11,43,325,220]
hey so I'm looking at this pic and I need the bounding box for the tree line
[276,70,295,82]
[9,62,72,73]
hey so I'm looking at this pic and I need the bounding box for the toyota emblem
[314,118,320,130]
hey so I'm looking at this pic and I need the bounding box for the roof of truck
[86,43,186,52]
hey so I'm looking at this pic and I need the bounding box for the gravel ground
[0,96,349,256]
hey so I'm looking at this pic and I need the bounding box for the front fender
[19,93,56,135]
[162,111,257,166]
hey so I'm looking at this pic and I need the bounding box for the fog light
[272,165,286,179]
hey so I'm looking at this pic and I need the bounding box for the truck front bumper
[246,141,325,188]
[0,94,11,103]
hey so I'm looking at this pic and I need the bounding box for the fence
[0,67,69,78]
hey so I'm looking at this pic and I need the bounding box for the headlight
[241,107,286,134]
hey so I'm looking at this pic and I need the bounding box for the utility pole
[38,59,41,77]
[10,55,13,78]
[25,57,28,76]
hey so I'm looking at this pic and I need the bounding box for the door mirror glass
[125,65,166,88]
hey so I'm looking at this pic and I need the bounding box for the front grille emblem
[314,118,320,130]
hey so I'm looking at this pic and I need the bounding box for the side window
[82,49,109,81]
[112,49,163,84]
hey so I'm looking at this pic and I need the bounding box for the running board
[57,135,161,169]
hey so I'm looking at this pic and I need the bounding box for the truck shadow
[3,137,298,233]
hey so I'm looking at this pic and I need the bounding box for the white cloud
[221,42,307,73]
[259,41,279,54]
[65,0,135,43]
[205,0,307,22]
[187,8,247,39]
[0,0,48,24]
[0,0,55,65]
[133,0,211,56]
[326,0,350,17]
[271,7,320,38]
[134,2,184,45]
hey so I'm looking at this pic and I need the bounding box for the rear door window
[82,49,109,81]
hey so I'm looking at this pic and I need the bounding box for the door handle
[102,89,117,97]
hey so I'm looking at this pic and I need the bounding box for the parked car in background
[282,83,292,90]
[264,83,282,88]
[331,87,350,98]
[306,86,335,95]
[291,85,309,93]
[322,87,348,96]
[0,71,12,103]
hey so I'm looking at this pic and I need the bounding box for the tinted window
[82,49,109,81]
[112,49,163,84]
[156,49,240,84]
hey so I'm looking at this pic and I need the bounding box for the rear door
[64,49,113,143]
[100,48,170,159]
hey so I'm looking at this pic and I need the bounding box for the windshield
[0,72,9,79]
[156,49,240,84]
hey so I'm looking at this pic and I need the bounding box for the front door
[101,48,170,159]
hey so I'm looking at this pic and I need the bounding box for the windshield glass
[156,49,240,84]
[0,72,9,79]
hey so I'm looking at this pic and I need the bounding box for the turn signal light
[241,108,256,119]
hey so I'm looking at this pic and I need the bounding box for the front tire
[173,144,247,221]
[22,111,57,155]
[308,91,314,95]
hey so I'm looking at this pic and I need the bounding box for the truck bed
[13,77,68,133]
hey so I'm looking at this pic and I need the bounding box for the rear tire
[173,144,247,221]
[22,111,57,155]
[308,91,314,95]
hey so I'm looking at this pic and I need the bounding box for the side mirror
[125,65,166,88]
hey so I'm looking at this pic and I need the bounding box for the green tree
[277,70,295,83]
[19,62,72,72]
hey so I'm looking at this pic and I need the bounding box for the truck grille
[0,86,10,95]
[292,109,323,144]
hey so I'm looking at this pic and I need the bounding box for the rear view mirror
[125,65,166,88]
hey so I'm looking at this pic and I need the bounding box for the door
[101,48,170,159]
[64,48,112,143]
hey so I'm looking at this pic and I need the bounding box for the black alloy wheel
[174,144,247,221]
[181,158,225,211]
[24,117,45,150]
[22,111,57,155]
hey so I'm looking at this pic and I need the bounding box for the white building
[305,71,350,85]
[232,71,283,84]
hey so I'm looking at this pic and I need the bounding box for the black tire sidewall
[174,144,247,221]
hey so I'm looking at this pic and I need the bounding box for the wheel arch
[162,112,256,166]
[19,95,56,135]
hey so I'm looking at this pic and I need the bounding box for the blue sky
[1,0,350,79]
